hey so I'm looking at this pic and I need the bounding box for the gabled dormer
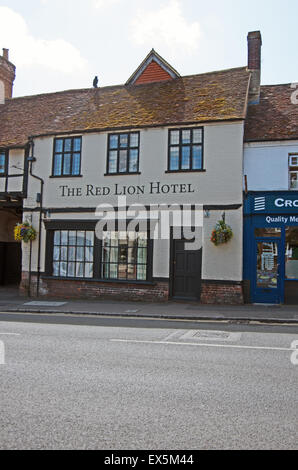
[126,49,180,86]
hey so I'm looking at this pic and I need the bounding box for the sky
[0,0,297,97]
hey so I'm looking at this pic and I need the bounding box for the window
[289,154,298,190]
[285,227,298,279]
[168,128,203,172]
[101,231,148,281]
[0,150,7,176]
[107,132,140,174]
[52,230,94,278]
[52,137,82,177]
[254,228,281,238]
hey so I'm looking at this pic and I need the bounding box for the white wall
[244,141,298,191]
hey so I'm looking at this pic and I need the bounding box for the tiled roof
[245,84,298,142]
[0,67,250,148]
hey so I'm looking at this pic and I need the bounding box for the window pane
[76,246,84,262]
[60,262,67,277]
[285,227,298,279]
[170,147,179,170]
[72,153,81,175]
[170,131,180,145]
[77,231,85,246]
[85,246,93,262]
[255,228,281,238]
[129,149,138,172]
[85,263,93,278]
[53,246,60,261]
[68,246,76,261]
[60,247,67,261]
[182,130,191,144]
[64,139,72,152]
[76,262,84,278]
[181,146,190,170]
[69,231,76,245]
[120,134,128,148]
[108,151,117,173]
[55,139,63,152]
[130,133,139,147]
[53,154,62,176]
[119,150,127,173]
[290,172,298,190]
[0,153,5,174]
[193,129,202,143]
[61,231,68,245]
[54,231,61,245]
[63,153,71,175]
[109,135,118,149]
[192,146,202,170]
[68,262,75,277]
[53,262,59,276]
[85,231,94,246]
[73,138,81,152]
[137,264,147,281]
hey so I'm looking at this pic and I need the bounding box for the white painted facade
[244,141,298,191]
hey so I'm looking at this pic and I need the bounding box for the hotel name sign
[58,182,196,198]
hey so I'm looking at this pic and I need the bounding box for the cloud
[130,0,201,53]
[0,6,87,74]
[92,0,122,8]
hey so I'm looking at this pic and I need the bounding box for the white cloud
[0,6,87,74]
[93,0,122,8]
[130,0,201,53]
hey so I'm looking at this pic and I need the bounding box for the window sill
[49,175,82,178]
[165,169,206,174]
[42,275,155,286]
[104,172,141,176]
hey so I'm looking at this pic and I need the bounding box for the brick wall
[20,272,169,302]
[201,281,243,305]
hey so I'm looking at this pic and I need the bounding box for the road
[0,314,297,450]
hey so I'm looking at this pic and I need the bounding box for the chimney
[0,48,16,102]
[2,48,9,61]
[247,31,262,104]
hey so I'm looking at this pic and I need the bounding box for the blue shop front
[244,192,298,304]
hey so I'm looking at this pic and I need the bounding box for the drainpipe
[27,138,44,297]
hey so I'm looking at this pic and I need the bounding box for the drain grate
[165,330,242,343]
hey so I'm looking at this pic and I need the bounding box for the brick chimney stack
[247,31,262,104]
[0,48,16,103]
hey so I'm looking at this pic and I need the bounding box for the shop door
[171,239,202,300]
[253,238,283,304]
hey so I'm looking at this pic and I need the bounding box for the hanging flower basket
[14,222,37,243]
[211,216,233,246]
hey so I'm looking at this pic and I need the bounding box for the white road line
[110,339,295,352]
[0,333,21,336]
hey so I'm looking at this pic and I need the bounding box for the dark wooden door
[171,239,202,300]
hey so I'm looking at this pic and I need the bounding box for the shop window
[254,228,281,238]
[101,231,148,281]
[0,150,7,176]
[289,154,298,190]
[107,132,139,174]
[168,128,203,172]
[285,227,298,279]
[52,137,82,177]
[52,230,94,278]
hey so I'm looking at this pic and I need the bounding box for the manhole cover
[24,301,67,307]
[179,330,242,342]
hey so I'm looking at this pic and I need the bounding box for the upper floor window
[0,150,7,176]
[289,154,298,190]
[52,137,82,177]
[168,128,204,172]
[107,132,140,175]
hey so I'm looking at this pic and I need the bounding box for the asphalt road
[0,317,297,450]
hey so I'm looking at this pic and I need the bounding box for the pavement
[0,321,297,449]
[0,286,297,324]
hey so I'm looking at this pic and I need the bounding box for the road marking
[0,333,21,336]
[110,339,295,352]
